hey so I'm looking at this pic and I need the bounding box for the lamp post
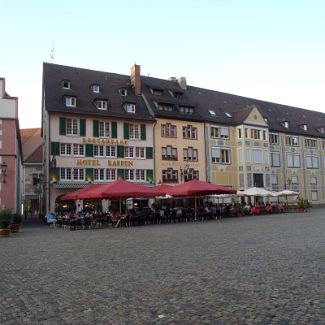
[287,178,291,190]
[1,161,7,183]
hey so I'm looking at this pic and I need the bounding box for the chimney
[177,77,187,90]
[130,64,141,96]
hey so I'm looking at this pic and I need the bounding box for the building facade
[0,78,22,213]
[42,63,325,207]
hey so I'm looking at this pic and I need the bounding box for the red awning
[77,180,161,200]
[166,179,236,197]
[60,184,104,201]
[149,184,174,196]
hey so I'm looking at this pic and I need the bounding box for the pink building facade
[0,78,22,213]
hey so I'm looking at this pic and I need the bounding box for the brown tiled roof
[25,145,43,164]
[43,63,154,122]
[20,128,42,162]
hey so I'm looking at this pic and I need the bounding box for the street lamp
[1,161,7,183]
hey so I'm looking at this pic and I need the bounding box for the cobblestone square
[1,210,325,324]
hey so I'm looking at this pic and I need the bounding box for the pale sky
[1,0,325,129]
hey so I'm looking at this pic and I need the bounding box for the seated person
[46,212,57,227]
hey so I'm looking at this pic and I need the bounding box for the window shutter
[51,142,60,156]
[59,117,66,135]
[93,120,99,137]
[146,169,154,183]
[86,168,93,182]
[80,119,86,136]
[123,123,129,139]
[111,121,117,138]
[141,124,146,140]
[117,145,125,158]
[117,169,124,179]
[86,144,93,157]
[146,147,153,159]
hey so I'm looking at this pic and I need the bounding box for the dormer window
[91,84,100,93]
[282,121,289,128]
[64,96,76,107]
[62,80,71,89]
[96,100,108,110]
[157,103,175,111]
[119,88,128,96]
[318,127,325,134]
[170,91,183,99]
[179,106,194,114]
[302,124,308,131]
[225,112,232,118]
[124,103,136,113]
[151,88,163,96]
[209,110,216,116]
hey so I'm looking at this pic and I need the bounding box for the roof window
[96,100,108,110]
[302,124,308,131]
[170,91,183,99]
[157,103,175,112]
[62,80,71,90]
[64,96,76,107]
[209,110,216,116]
[151,88,163,96]
[91,84,100,93]
[119,88,128,96]
[225,112,232,118]
[318,127,325,134]
[124,103,136,113]
[282,121,289,128]
[179,106,194,114]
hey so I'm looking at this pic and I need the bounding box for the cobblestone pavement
[1,210,325,325]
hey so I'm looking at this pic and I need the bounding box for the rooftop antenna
[49,41,55,63]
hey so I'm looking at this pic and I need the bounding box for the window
[119,88,127,96]
[250,129,261,140]
[66,119,79,135]
[64,96,77,107]
[263,130,267,141]
[129,124,140,139]
[285,136,299,147]
[135,147,145,158]
[94,169,105,181]
[183,147,198,161]
[184,168,199,181]
[238,128,242,139]
[270,152,280,167]
[311,191,318,201]
[91,84,100,93]
[62,80,71,89]
[60,143,71,156]
[311,175,317,185]
[225,112,232,118]
[106,169,116,181]
[172,91,183,98]
[282,121,289,128]
[269,133,279,144]
[162,168,178,183]
[60,168,84,181]
[94,145,105,157]
[162,146,177,160]
[209,110,216,116]
[135,169,145,181]
[246,149,269,164]
[124,169,134,181]
[96,100,108,110]
[151,88,163,96]
[287,153,301,168]
[302,124,308,131]
[179,106,194,114]
[73,144,84,156]
[183,125,197,139]
[211,147,231,164]
[157,103,175,111]
[291,175,298,184]
[99,121,110,137]
[305,138,317,148]
[271,175,278,185]
[125,146,134,158]
[124,103,136,113]
[210,126,229,139]
[306,155,319,169]
[105,146,116,157]
[318,127,325,134]
[161,123,177,137]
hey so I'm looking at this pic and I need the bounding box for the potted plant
[233,201,244,217]
[296,196,308,212]
[0,209,12,237]
[10,213,22,233]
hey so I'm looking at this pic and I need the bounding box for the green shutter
[141,124,146,140]
[51,167,60,182]
[59,117,66,135]
[93,120,99,137]
[146,169,154,183]
[146,147,153,159]
[86,168,93,182]
[117,145,125,158]
[123,123,129,139]
[85,144,93,157]
[111,121,117,138]
[51,142,60,156]
[80,119,86,136]
[117,169,124,180]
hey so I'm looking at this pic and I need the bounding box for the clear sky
[1,0,325,129]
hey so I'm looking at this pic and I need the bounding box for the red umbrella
[60,184,104,201]
[78,180,161,200]
[150,184,174,196]
[166,179,236,197]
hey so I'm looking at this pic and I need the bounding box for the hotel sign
[82,137,127,145]
[76,159,133,167]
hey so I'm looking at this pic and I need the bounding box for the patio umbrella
[60,184,104,201]
[241,187,278,197]
[277,190,299,196]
